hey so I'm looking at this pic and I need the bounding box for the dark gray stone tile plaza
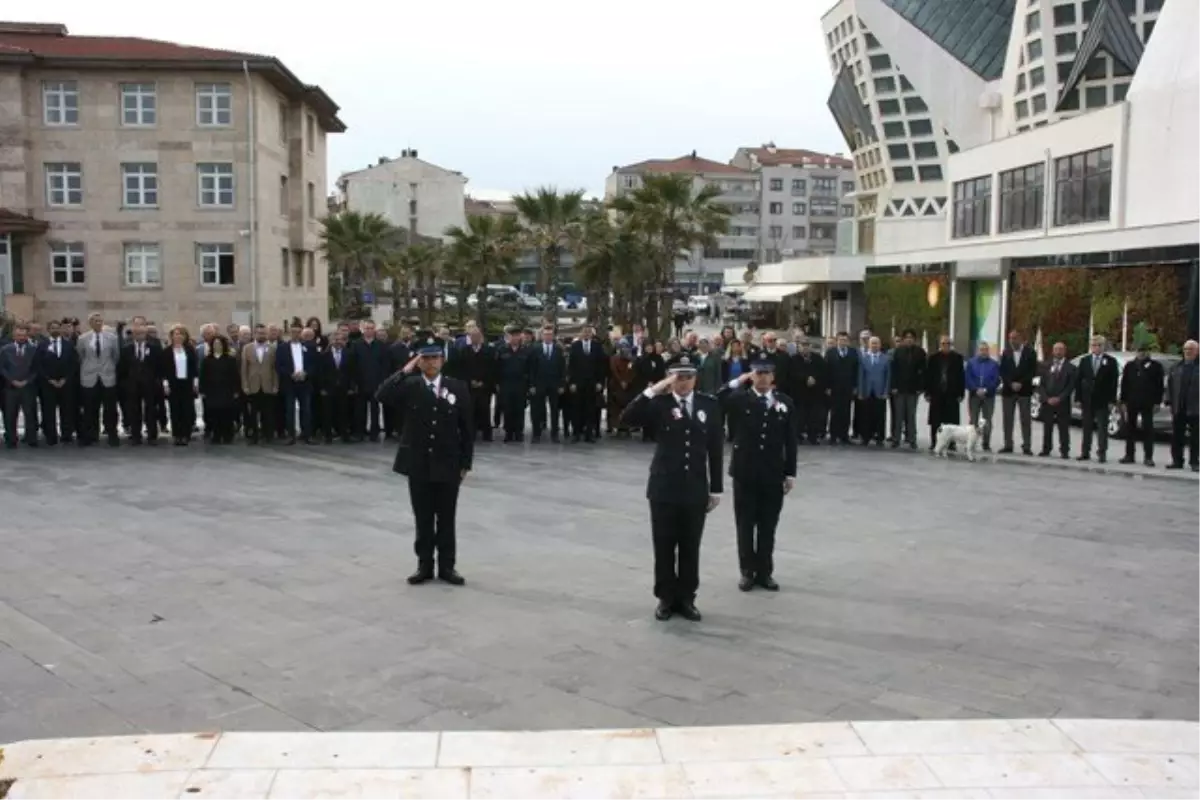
[0,438,1195,742]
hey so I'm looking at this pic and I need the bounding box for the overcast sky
[35,0,846,197]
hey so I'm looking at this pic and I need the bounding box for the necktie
[760,394,770,409]
[53,340,59,357]
[334,350,341,368]
[137,344,143,361]
[428,381,437,398]
[584,341,590,355]
[680,398,690,418]
[1093,356,1100,373]
[17,344,23,358]
[94,336,101,357]
[545,344,551,359]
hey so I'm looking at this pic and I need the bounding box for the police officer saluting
[621,355,724,622]
[376,333,474,586]
[718,359,798,591]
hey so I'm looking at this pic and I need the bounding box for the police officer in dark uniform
[376,333,474,586]
[620,354,724,622]
[718,359,798,592]
[496,326,532,442]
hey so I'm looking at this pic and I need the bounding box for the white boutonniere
[671,408,683,420]
[776,403,787,414]
[447,393,457,405]
[439,387,448,400]
[697,410,707,423]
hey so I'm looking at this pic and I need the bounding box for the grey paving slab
[0,435,1195,743]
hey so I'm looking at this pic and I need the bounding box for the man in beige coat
[240,323,279,443]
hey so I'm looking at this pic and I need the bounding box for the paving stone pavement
[0,434,1195,744]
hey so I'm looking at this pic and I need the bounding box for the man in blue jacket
[965,340,1002,451]
[856,336,890,446]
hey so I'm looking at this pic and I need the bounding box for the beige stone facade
[0,23,344,333]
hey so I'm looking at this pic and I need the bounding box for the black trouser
[166,379,195,439]
[852,397,864,439]
[155,386,168,433]
[122,382,158,442]
[321,391,353,440]
[1041,401,1071,454]
[796,395,824,442]
[275,392,289,438]
[358,395,382,439]
[244,392,276,442]
[531,388,560,437]
[1124,406,1155,461]
[733,479,784,578]
[3,383,37,444]
[649,500,706,606]
[828,390,852,441]
[208,405,236,443]
[409,477,460,572]
[572,386,598,438]
[862,394,886,442]
[40,381,74,443]
[492,391,504,428]
[500,387,526,436]
[927,391,961,446]
[469,385,492,440]
[1171,413,1199,467]
[81,383,118,443]
[1080,402,1110,457]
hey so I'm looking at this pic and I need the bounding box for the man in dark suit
[0,323,39,448]
[1074,335,1119,463]
[1119,343,1165,466]
[350,320,389,442]
[718,359,797,592]
[385,329,412,440]
[458,327,495,442]
[376,333,474,585]
[317,329,358,443]
[999,328,1037,455]
[568,324,607,443]
[1038,341,1076,459]
[529,325,567,443]
[789,338,826,444]
[824,332,858,445]
[888,329,925,450]
[276,321,317,444]
[620,355,724,622]
[117,321,163,445]
[1165,339,1199,472]
[925,334,966,449]
[857,336,890,446]
[36,319,76,445]
[496,326,532,442]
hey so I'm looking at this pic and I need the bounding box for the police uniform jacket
[496,344,532,393]
[717,384,798,487]
[620,390,724,505]
[376,372,474,483]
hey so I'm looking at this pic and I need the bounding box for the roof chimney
[690,150,697,159]
[612,165,618,173]
[377,156,388,165]
[410,149,418,159]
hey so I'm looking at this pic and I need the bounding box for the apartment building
[0,21,345,332]
[730,145,856,260]
[336,149,467,244]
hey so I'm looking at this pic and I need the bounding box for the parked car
[1030,351,1180,439]
[687,295,712,315]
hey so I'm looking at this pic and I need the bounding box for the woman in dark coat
[161,326,199,446]
[924,333,966,450]
[306,317,328,438]
[607,347,637,436]
[199,334,242,444]
[632,341,667,441]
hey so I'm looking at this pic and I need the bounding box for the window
[307,182,316,217]
[1143,19,1155,41]
[792,201,806,214]
[768,202,783,214]
[878,99,901,116]
[792,226,806,239]
[810,223,836,240]
[1060,88,1081,110]
[869,54,892,71]
[864,32,880,49]
[198,243,236,286]
[306,251,316,287]
[1016,73,1027,93]
[810,200,838,216]
[1084,55,1107,80]
[1016,99,1030,119]
[306,114,316,152]
[124,243,162,287]
[1054,146,1112,226]
[45,163,83,207]
[952,176,992,238]
[768,225,783,239]
[295,250,306,287]
[1113,82,1130,102]
[1057,61,1074,82]
[904,97,928,113]
[873,76,896,93]
[899,75,914,91]
[197,163,235,207]
[1055,32,1077,55]
[196,82,232,126]
[769,178,783,191]
[893,166,915,182]
[813,177,837,194]
[43,81,79,126]
[883,121,907,139]
[1031,93,1047,114]
[1085,86,1108,108]
[1144,0,1163,10]
[1030,66,1045,88]
[908,119,933,136]
[947,140,960,154]
[912,141,938,159]
[49,242,85,286]
[918,164,943,181]
[1081,0,1098,20]
[842,181,855,194]
[1027,39,1042,61]
[791,178,806,195]
[1052,2,1076,25]
[279,101,289,142]
[621,174,637,189]
[887,143,911,160]
[1026,10,1041,33]
[118,82,157,127]
[999,163,1045,233]
[279,175,289,215]
[122,163,158,208]
[281,248,290,287]
[841,204,854,216]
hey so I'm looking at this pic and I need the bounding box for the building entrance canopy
[743,283,810,302]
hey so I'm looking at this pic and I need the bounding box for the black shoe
[585,435,596,443]
[1098,454,1107,464]
[1076,454,1090,462]
[407,569,434,585]
[1038,450,1050,457]
[130,438,143,446]
[1166,462,1184,470]
[438,570,466,586]
[654,602,673,621]
[1022,448,1033,456]
[531,433,541,443]
[999,446,1013,454]
[1144,458,1155,467]
[1060,452,1069,459]
[738,574,755,592]
[551,434,560,443]
[1193,465,1199,473]
[285,436,296,446]
[889,441,899,449]
[572,435,582,443]
[675,603,702,622]
[107,436,120,447]
[757,576,780,591]
[1119,456,1135,464]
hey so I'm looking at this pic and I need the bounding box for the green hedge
[864,274,949,346]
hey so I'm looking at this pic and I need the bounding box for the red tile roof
[620,154,750,176]
[745,147,853,169]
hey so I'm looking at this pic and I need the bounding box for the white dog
[934,417,989,462]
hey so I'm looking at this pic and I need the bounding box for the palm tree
[318,210,396,319]
[391,243,444,329]
[571,210,650,334]
[610,173,730,338]
[512,187,587,324]
[444,214,522,332]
